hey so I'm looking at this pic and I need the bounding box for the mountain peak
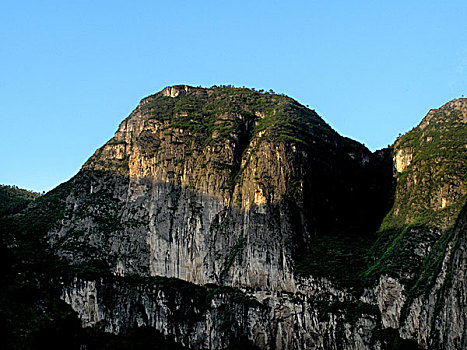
[416,97,467,131]
[440,97,467,110]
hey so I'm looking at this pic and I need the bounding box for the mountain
[1,86,465,349]
[365,98,467,348]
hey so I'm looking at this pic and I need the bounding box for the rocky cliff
[1,88,465,349]
[365,98,467,348]
[47,85,392,294]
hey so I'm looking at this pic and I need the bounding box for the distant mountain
[0,185,39,216]
[1,87,465,349]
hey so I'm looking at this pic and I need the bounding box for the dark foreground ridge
[1,87,465,349]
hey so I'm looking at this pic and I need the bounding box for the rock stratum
[1,86,466,349]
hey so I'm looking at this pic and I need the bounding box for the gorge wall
[1,86,466,349]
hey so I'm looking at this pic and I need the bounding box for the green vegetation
[383,105,466,230]
[295,233,376,292]
[252,99,335,146]
[0,184,39,216]
[364,103,466,281]
[0,276,84,349]
[87,86,338,188]
[219,236,246,284]
[360,103,467,337]
[144,85,333,149]
[363,225,437,285]
[375,328,419,350]
[399,204,467,324]
[0,179,74,274]
[314,299,379,323]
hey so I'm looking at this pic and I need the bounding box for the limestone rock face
[368,98,467,349]
[387,98,467,229]
[376,276,406,328]
[6,89,466,349]
[49,86,390,294]
[161,85,193,98]
[398,205,467,349]
[394,148,412,173]
[61,275,382,350]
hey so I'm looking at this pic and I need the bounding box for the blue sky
[1,1,466,192]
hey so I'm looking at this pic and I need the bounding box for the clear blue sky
[1,1,466,192]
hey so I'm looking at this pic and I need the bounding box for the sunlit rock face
[394,148,413,173]
[49,86,390,294]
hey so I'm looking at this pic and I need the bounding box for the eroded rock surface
[3,88,466,349]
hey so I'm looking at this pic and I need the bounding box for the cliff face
[61,275,384,350]
[366,98,467,348]
[47,85,391,294]
[2,88,466,349]
[388,99,466,230]
[400,205,467,349]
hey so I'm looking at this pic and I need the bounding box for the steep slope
[2,89,465,349]
[367,99,467,281]
[0,186,189,350]
[365,98,467,348]
[46,85,392,293]
[386,98,466,229]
